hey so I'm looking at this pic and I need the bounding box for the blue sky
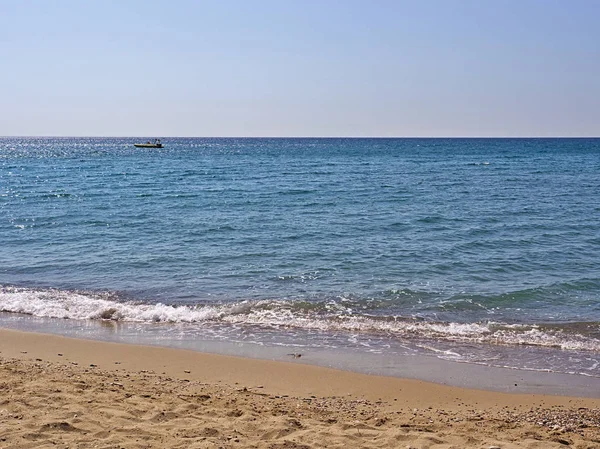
[1,0,599,137]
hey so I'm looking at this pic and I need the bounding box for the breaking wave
[2,285,599,353]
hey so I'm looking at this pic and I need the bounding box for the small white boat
[134,140,163,148]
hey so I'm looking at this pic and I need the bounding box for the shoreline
[2,316,600,398]
[2,327,600,447]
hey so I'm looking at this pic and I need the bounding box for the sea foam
[2,286,599,353]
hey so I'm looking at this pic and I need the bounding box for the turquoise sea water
[1,137,599,378]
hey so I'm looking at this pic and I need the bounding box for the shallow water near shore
[2,313,600,398]
[1,137,600,385]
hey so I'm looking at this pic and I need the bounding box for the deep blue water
[1,137,600,376]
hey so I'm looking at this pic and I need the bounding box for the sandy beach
[1,328,600,448]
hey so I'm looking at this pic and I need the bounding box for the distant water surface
[1,137,599,378]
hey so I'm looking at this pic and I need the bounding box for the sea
[1,137,600,389]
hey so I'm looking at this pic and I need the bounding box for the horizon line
[2,135,600,139]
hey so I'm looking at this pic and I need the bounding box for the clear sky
[1,0,599,137]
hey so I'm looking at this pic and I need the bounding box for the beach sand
[1,328,599,448]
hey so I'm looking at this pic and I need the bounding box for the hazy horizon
[2,135,600,139]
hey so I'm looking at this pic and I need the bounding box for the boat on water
[134,139,163,148]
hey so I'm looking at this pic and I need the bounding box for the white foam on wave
[218,306,600,352]
[219,305,600,352]
[0,287,222,322]
[490,327,600,351]
[2,286,599,352]
[220,308,491,336]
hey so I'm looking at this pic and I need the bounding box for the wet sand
[1,327,599,448]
